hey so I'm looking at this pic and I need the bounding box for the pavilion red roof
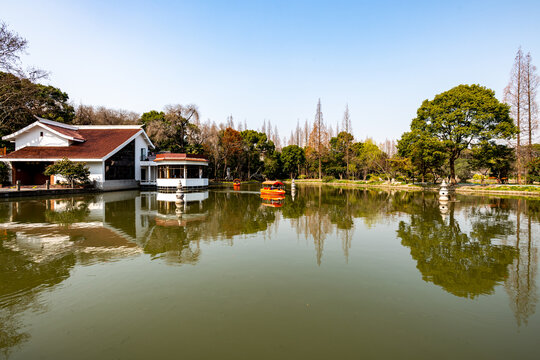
[154,153,208,162]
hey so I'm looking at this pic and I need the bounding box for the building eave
[1,120,84,143]
[2,158,103,162]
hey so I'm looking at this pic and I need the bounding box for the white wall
[134,134,149,181]
[51,161,103,186]
[15,127,69,150]
[101,180,139,191]
[156,178,208,188]
[87,162,104,184]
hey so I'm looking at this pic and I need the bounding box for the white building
[150,153,209,191]
[1,118,210,191]
[1,118,154,191]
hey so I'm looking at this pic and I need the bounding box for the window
[187,165,199,179]
[158,165,167,179]
[105,140,135,180]
[170,166,184,178]
[40,131,44,137]
[157,165,185,179]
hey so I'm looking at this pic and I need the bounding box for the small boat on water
[260,181,285,196]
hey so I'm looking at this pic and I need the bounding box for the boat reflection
[260,194,285,208]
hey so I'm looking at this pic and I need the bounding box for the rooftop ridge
[77,125,143,129]
[37,118,79,130]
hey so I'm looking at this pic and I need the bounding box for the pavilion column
[184,166,187,179]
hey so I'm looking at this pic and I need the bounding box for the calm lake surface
[1,184,539,359]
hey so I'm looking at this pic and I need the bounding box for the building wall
[134,134,149,181]
[101,180,139,191]
[51,161,103,185]
[15,127,70,150]
[88,162,104,184]
[156,178,209,188]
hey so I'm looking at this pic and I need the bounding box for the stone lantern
[175,180,184,209]
[439,180,449,201]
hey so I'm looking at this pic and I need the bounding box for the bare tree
[0,21,46,80]
[145,104,199,152]
[266,119,272,141]
[295,120,301,146]
[309,99,327,179]
[504,48,526,184]
[342,104,353,178]
[74,104,139,125]
[379,138,397,157]
[303,119,309,148]
[226,114,234,129]
[261,119,266,136]
[273,124,281,150]
[288,130,297,146]
[524,52,539,162]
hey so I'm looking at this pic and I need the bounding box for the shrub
[527,158,540,183]
[298,174,307,180]
[45,158,90,184]
[322,175,335,183]
[367,174,382,182]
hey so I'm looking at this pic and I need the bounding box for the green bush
[527,158,540,183]
[298,174,307,180]
[322,175,335,183]
[44,158,90,184]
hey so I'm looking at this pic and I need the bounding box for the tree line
[1,21,539,183]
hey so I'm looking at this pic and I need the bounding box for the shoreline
[282,179,540,197]
[1,180,539,199]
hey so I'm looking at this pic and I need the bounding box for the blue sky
[2,0,540,142]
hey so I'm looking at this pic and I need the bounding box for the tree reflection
[505,200,539,326]
[44,200,90,228]
[397,201,517,299]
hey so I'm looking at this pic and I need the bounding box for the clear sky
[2,0,540,142]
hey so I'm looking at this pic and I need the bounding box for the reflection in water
[396,198,517,299]
[0,186,540,356]
[505,200,539,326]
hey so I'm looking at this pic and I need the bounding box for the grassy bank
[285,179,540,197]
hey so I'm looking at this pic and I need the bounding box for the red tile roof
[154,153,208,162]
[3,128,141,160]
[44,123,86,141]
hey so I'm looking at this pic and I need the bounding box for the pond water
[1,185,539,359]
